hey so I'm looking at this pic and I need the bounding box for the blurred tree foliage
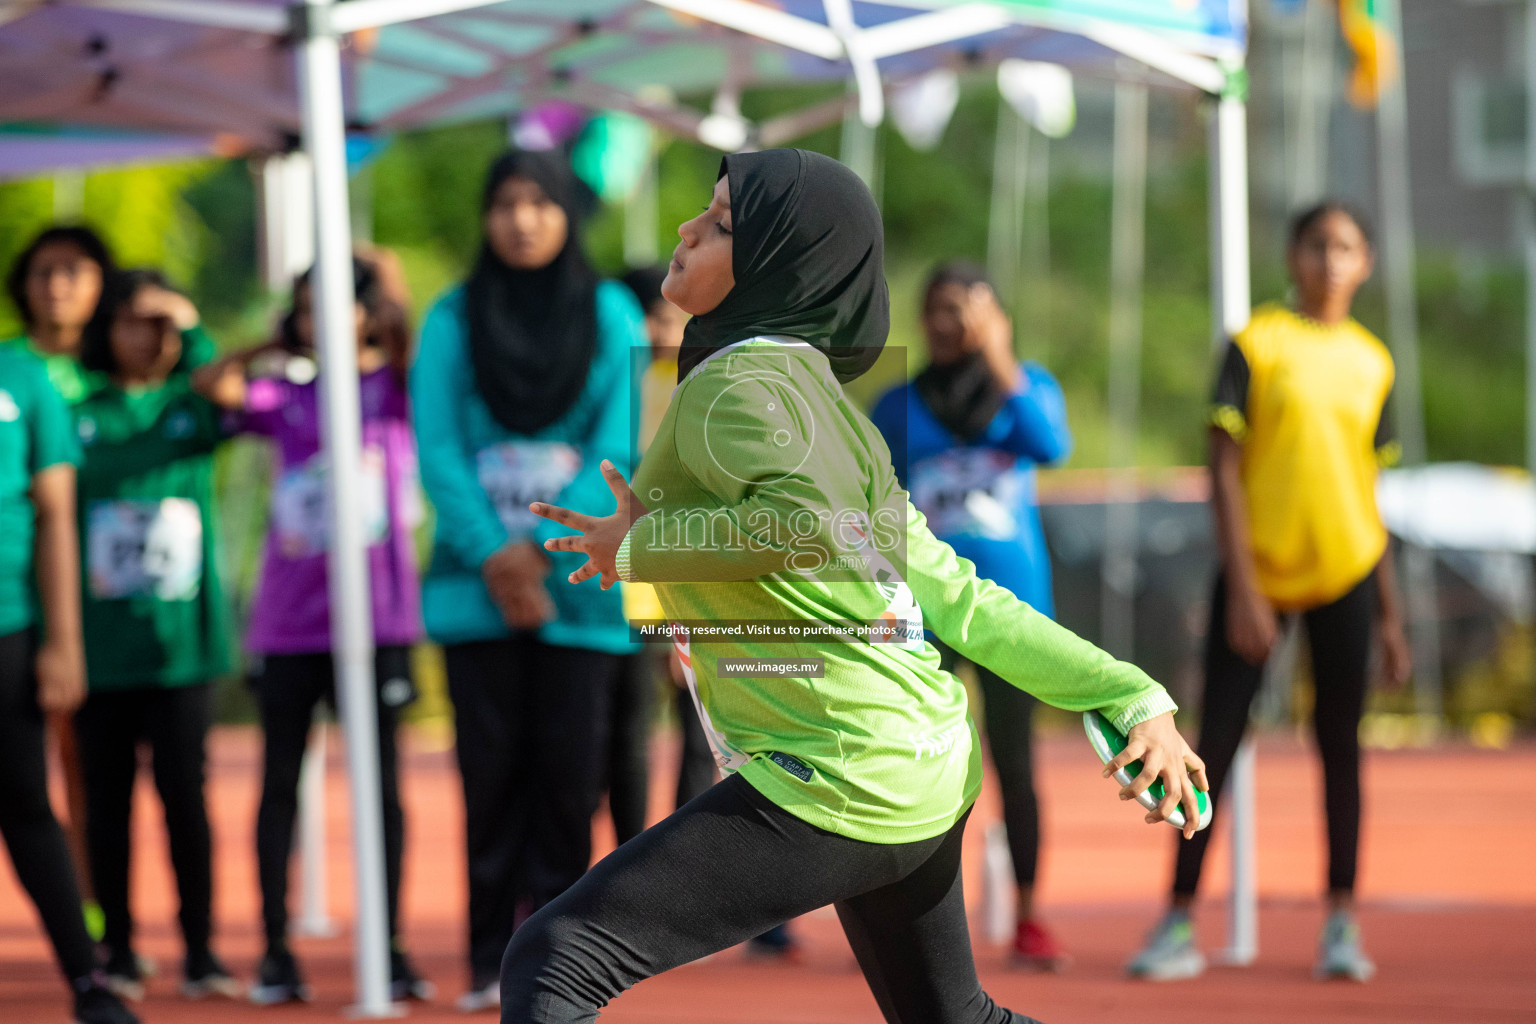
[0,81,1525,469]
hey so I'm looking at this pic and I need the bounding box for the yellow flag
[1334,0,1398,109]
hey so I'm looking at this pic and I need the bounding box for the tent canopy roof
[0,0,1245,166]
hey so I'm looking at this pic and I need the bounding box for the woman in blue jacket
[411,149,641,1012]
[870,261,1072,970]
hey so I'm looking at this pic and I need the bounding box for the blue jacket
[870,362,1071,617]
[412,281,643,653]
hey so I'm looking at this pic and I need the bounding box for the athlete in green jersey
[505,149,1207,1024]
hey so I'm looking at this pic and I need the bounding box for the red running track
[2,727,1532,1023]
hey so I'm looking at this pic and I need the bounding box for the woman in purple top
[195,255,431,1005]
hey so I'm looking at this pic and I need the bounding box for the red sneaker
[1012,919,1071,972]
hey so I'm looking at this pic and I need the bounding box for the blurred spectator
[0,331,135,1024]
[6,225,123,929]
[1128,203,1412,984]
[6,226,214,403]
[870,261,1073,970]
[194,255,430,1005]
[411,149,641,1012]
[72,268,238,1002]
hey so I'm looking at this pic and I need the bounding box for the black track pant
[75,682,214,959]
[605,653,652,846]
[937,643,1039,887]
[446,635,620,988]
[0,629,98,982]
[501,774,1041,1024]
[1174,571,1374,897]
[254,646,412,952]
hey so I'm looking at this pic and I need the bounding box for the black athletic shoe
[73,978,140,1024]
[390,948,436,1001]
[99,948,144,1002]
[182,950,242,1000]
[248,949,312,1006]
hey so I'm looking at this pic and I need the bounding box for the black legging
[605,652,653,846]
[75,682,214,959]
[1174,570,1374,897]
[936,642,1039,888]
[0,628,98,982]
[445,634,620,988]
[254,646,411,953]
[501,773,1041,1024]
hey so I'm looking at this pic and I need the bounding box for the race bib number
[477,441,582,535]
[88,498,203,601]
[272,447,388,559]
[909,449,1022,540]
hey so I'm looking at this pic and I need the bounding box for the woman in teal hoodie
[411,149,642,1011]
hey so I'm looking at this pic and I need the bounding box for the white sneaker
[1315,911,1375,982]
[455,981,500,1013]
[1126,912,1206,981]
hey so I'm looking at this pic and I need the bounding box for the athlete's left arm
[895,497,1174,733]
[1374,542,1411,688]
[899,497,1208,834]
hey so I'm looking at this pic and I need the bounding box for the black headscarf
[913,261,1009,441]
[675,149,889,384]
[466,149,599,435]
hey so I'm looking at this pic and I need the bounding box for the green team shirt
[617,339,1177,843]
[0,345,81,636]
[74,379,230,689]
[2,325,217,406]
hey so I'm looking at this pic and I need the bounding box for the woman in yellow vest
[1128,202,1412,983]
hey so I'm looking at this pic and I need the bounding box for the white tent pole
[295,721,338,937]
[1100,78,1147,662]
[70,0,286,32]
[294,0,394,1015]
[1208,76,1258,968]
[1009,119,1031,314]
[839,77,880,190]
[986,99,1018,300]
[1374,0,1444,723]
[1524,0,1536,482]
[623,149,660,267]
[1024,136,1051,361]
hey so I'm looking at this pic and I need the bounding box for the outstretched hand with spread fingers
[1104,712,1209,840]
[530,460,648,590]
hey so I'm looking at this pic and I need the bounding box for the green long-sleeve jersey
[617,339,1176,843]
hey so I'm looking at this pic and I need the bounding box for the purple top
[241,368,423,654]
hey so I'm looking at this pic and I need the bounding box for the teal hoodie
[411,281,642,654]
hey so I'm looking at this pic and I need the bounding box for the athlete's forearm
[1374,540,1404,626]
[898,500,1175,732]
[32,465,83,651]
[1210,427,1261,597]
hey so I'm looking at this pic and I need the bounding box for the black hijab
[913,261,1009,441]
[466,149,599,435]
[675,149,889,384]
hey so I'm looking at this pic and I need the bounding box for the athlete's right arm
[897,498,1176,735]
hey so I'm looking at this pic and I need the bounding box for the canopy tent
[0,1,1246,146]
[1,0,1253,1014]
